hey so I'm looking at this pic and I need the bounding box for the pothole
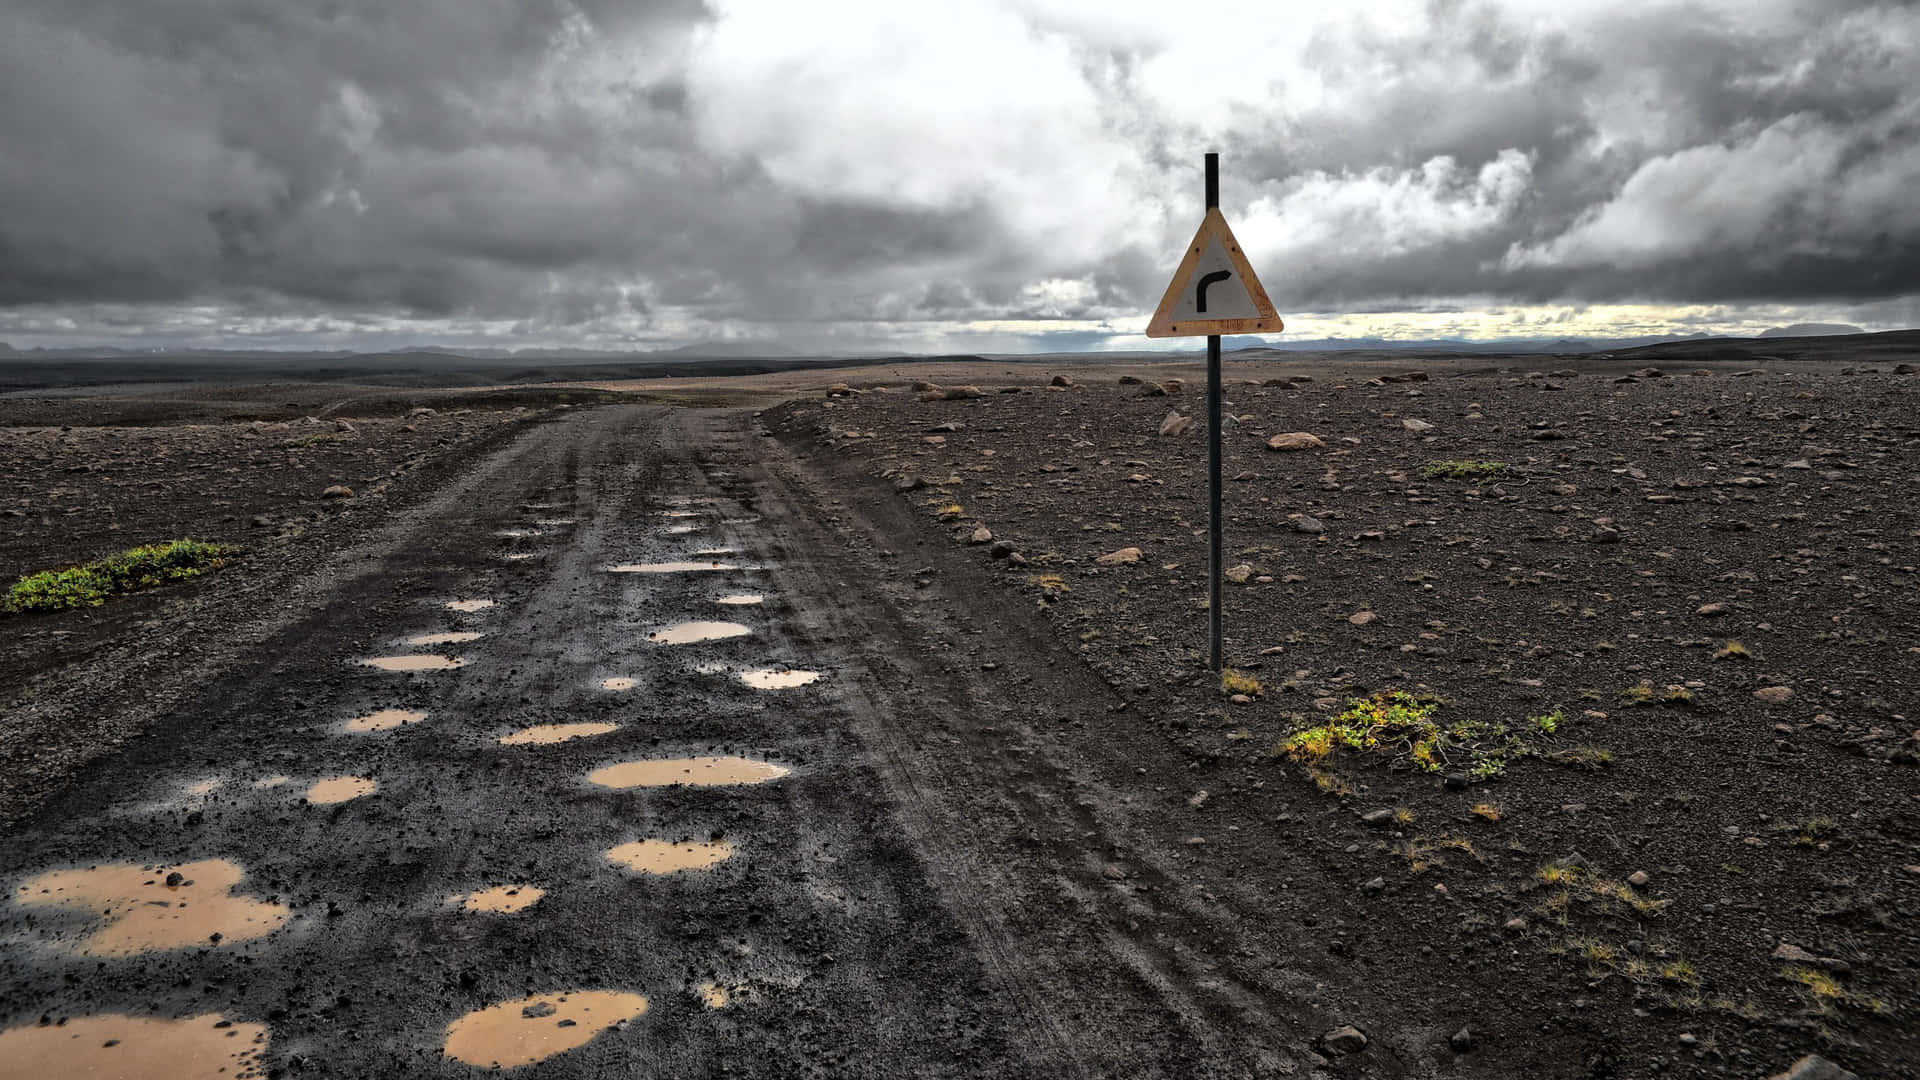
[0,1012,268,1079]
[14,860,290,956]
[739,669,822,690]
[604,839,737,874]
[599,677,637,691]
[360,655,466,672]
[587,757,789,789]
[445,599,495,613]
[715,593,764,606]
[647,621,751,646]
[456,885,545,914]
[499,723,619,746]
[607,561,741,574]
[345,709,427,733]
[405,631,483,646]
[305,776,377,804]
[442,991,649,1069]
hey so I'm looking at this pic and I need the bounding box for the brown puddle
[442,990,649,1069]
[456,885,545,913]
[715,593,764,606]
[344,708,427,733]
[14,860,290,956]
[305,776,377,804]
[598,677,637,691]
[360,655,466,672]
[739,668,822,690]
[499,723,620,746]
[405,631,483,646]
[606,561,740,574]
[587,756,789,790]
[0,1012,268,1079]
[445,599,496,613]
[605,839,736,874]
[647,621,751,646]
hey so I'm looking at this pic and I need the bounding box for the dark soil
[765,356,1920,1078]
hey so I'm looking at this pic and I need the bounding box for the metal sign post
[1144,152,1284,673]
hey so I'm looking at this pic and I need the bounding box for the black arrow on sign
[1195,270,1231,313]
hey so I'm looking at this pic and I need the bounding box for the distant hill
[652,341,800,358]
[1760,323,1864,338]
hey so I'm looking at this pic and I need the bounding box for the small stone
[1224,564,1253,584]
[249,514,273,528]
[1503,917,1528,932]
[1402,418,1434,433]
[1627,870,1650,887]
[943,385,985,400]
[1096,547,1142,566]
[1321,1025,1368,1055]
[521,1001,557,1019]
[1102,863,1127,880]
[1266,432,1325,452]
[1361,809,1395,826]
[1450,1028,1473,1053]
[1361,877,1386,893]
[164,871,184,887]
[1348,611,1377,626]
[1768,1054,1860,1080]
[894,475,924,493]
[320,485,354,499]
[1443,772,1469,791]
[1138,382,1168,397]
[825,383,855,397]
[1696,603,1728,616]
[1117,375,1143,385]
[1050,374,1074,387]
[1158,411,1193,437]
[989,541,1015,559]
[968,527,993,545]
[1288,514,1325,534]
[1754,686,1793,704]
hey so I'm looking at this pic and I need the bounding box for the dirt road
[0,405,1333,1078]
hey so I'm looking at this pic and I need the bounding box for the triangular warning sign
[1145,208,1282,338]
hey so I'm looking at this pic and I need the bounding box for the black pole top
[1205,152,1219,210]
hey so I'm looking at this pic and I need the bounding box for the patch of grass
[1307,766,1356,798]
[1219,668,1263,696]
[1275,689,1572,785]
[1782,966,1887,1015]
[4,540,232,615]
[1773,816,1840,848]
[1420,460,1508,481]
[934,502,965,521]
[1396,833,1482,873]
[1713,640,1753,661]
[1470,801,1503,822]
[1536,860,1584,887]
[1031,574,1071,595]
[1531,709,1564,734]
[1621,682,1658,706]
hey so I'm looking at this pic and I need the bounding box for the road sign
[1144,208,1282,338]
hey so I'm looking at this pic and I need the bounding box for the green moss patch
[4,540,233,614]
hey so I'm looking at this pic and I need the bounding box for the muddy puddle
[360,655,466,672]
[499,723,619,746]
[0,1012,268,1079]
[605,839,737,874]
[404,631,483,646]
[607,561,741,574]
[664,524,699,535]
[598,677,638,691]
[739,668,822,690]
[647,621,751,645]
[456,885,545,913]
[305,776,377,804]
[345,709,427,733]
[443,990,649,1069]
[14,860,290,956]
[715,593,764,606]
[445,599,495,613]
[587,757,789,789]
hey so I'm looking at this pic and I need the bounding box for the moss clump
[4,540,232,614]
[1275,690,1594,785]
[1419,460,1508,481]
[1220,668,1263,696]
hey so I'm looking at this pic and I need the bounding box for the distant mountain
[1760,323,1864,337]
[652,340,800,358]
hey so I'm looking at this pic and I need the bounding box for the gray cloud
[0,0,1916,349]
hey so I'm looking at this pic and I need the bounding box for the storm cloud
[1,0,1915,349]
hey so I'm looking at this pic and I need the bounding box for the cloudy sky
[2,0,1916,353]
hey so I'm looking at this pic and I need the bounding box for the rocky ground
[766,355,1920,1078]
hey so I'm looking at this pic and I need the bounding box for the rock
[1769,1055,1859,1080]
[989,541,1016,560]
[1634,367,1668,378]
[894,475,924,493]
[1771,942,1849,974]
[1361,809,1395,826]
[1162,379,1183,394]
[1443,772,1469,791]
[1266,432,1325,452]
[943,385,985,400]
[1224,564,1253,584]
[1503,917,1528,931]
[825,383,855,397]
[1050,374,1074,387]
[1450,1028,1474,1053]
[911,381,940,392]
[1361,877,1386,894]
[1696,602,1728,616]
[1102,863,1128,880]
[968,527,993,545]
[1287,514,1325,534]
[1117,375,1143,385]
[1895,363,1917,376]
[407,406,436,418]
[1402,418,1435,433]
[320,485,354,499]
[1097,547,1142,566]
[1530,428,1569,441]
[1138,383,1168,397]
[521,1001,557,1019]
[1627,870,1650,887]
[249,514,273,528]
[1348,611,1377,626]
[928,421,963,433]
[1158,411,1193,437]
[1754,686,1793,704]
[333,419,356,434]
[1590,528,1622,544]
[1321,1026,1369,1055]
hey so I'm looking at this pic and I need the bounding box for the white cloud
[1239,150,1533,264]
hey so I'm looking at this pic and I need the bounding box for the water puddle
[599,677,637,691]
[607,561,740,574]
[534,518,577,527]
[502,552,539,561]
[456,885,545,914]
[184,778,222,798]
[604,839,737,874]
[499,723,619,746]
[305,776,377,804]
[715,593,764,606]
[658,510,701,519]
[692,547,739,556]
[739,669,822,690]
[665,524,699,535]
[446,599,495,613]
[587,757,789,790]
[345,709,427,733]
[442,991,649,1069]
[663,495,718,506]
[0,1013,268,1079]
[14,860,290,956]
[494,529,543,539]
[647,621,751,646]
[695,982,731,1009]
[360,655,466,672]
[405,631,483,646]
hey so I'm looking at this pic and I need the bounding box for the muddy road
[1,405,1338,1078]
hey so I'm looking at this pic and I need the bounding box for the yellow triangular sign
[1145,208,1282,338]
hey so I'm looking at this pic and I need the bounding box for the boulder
[1266,432,1325,452]
[1096,547,1142,566]
[1158,411,1193,437]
